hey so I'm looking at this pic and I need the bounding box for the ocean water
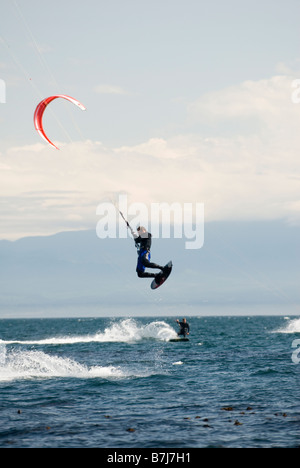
[0,315,299,448]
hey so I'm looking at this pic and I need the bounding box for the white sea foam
[0,345,124,382]
[0,319,177,346]
[274,318,300,334]
[0,320,178,382]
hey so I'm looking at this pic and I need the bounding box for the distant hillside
[0,221,299,315]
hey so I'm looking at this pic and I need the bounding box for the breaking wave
[0,319,177,346]
[274,318,300,334]
[0,344,124,382]
[0,320,177,382]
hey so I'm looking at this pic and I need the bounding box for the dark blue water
[0,315,299,448]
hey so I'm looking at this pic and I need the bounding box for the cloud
[188,75,296,124]
[1,74,300,239]
[94,84,129,95]
[275,59,300,75]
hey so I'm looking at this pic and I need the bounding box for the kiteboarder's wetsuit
[176,319,190,337]
[134,228,164,278]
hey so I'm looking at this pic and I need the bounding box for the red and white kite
[34,95,86,150]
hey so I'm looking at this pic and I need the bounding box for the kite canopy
[34,95,86,149]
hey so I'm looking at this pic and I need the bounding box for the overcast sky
[0,0,300,240]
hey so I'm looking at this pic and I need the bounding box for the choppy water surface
[0,316,299,447]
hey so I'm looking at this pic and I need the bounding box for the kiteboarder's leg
[136,251,162,278]
[137,270,157,278]
[136,260,156,278]
[142,251,164,271]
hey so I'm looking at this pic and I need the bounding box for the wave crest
[0,319,177,345]
[0,345,124,382]
[274,318,300,334]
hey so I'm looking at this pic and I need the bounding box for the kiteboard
[169,337,190,342]
[151,261,173,290]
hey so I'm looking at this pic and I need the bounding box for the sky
[0,0,300,240]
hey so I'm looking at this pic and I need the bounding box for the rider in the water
[134,226,164,278]
[176,318,190,337]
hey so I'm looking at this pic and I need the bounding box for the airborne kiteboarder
[118,211,172,289]
[134,226,164,279]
